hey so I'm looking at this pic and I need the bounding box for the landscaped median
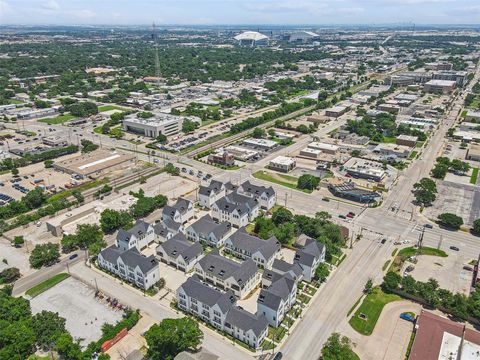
[348,287,401,335]
[25,272,70,298]
[389,246,447,273]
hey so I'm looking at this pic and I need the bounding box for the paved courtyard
[30,276,123,347]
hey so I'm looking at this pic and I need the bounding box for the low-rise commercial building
[123,113,200,137]
[466,144,480,162]
[328,182,380,203]
[344,158,386,182]
[242,138,278,151]
[268,156,296,173]
[466,110,480,123]
[325,105,348,118]
[396,134,418,147]
[42,136,69,148]
[308,142,339,155]
[207,150,235,167]
[423,79,456,94]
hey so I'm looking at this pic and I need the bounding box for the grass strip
[26,273,70,298]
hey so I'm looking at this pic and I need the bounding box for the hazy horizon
[1,0,479,26]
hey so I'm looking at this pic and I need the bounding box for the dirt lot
[30,276,123,347]
[0,238,31,274]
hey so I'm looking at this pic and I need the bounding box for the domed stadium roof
[234,31,269,41]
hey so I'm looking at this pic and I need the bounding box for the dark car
[69,253,79,260]
[339,214,347,219]
[381,238,387,244]
[450,246,460,251]
[424,224,433,229]
[273,353,283,360]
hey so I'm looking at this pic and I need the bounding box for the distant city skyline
[0,0,479,26]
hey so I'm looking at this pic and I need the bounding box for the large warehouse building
[53,149,136,179]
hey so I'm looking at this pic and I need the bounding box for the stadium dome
[234,31,269,46]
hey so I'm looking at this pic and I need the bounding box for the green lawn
[98,105,129,112]
[26,273,70,298]
[471,167,479,185]
[408,150,418,160]
[8,99,24,105]
[382,137,397,144]
[349,287,401,335]
[38,114,76,125]
[398,246,448,258]
[252,170,312,194]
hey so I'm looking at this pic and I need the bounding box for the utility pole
[416,225,425,257]
[284,192,288,208]
[438,235,443,250]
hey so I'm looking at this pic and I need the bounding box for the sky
[0,0,479,26]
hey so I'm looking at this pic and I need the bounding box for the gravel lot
[30,276,123,347]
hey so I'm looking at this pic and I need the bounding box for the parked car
[380,238,387,244]
[339,214,347,219]
[322,197,330,202]
[273,353,283,360]
[69,253,78,260]
[400,312,416,322]
[450,246,460,251]
[424,224,433,229]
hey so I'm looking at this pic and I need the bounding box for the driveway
[342,300,420,360]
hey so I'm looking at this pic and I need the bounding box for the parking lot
[30,276,123,347]
[424,180,480,226]
[405,248,473,295]
[0,239,31,274]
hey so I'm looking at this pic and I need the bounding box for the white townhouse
[211,193,259,228]
[262,259,304,288]
[186,214,231,247]
[162,198,194,224]
[153,218,184,243]
[224,228,281,269]
[177,275,268,349]
[97,245,160,290]
[194,251,261,299]
[115,220,155,251]
[198,180,226,209]
[294,237,326,282]
[156,233,204,273]
[237,180,276,210]
[257,274,297,327]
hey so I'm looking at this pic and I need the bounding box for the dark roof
[225,307,268,337]
[213,193,258,216]
[157,233,202,262]
[188,214,231,240]
[197,251,258,285]
[163,198,192,218]
[100,245,158,274]
[163,218,183,232]
[239,180,275,199]
[294,238,324,267]
[116,220,151,243]
[258,275,295,310]
[224,181,238,193]
[228,228,280,260]
[153,222,169,238]
[179,275,236,313]
[271,259,304,279]
[199,180,225,197]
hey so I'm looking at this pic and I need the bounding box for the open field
[38,114,76,125]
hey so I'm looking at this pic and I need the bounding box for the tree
[0,267,20,284]
[315,263,330,283]
[165,162,180,176]
[268,129,276,138]
[320,333,359,360]
[182,119,199,133]
[23,187,47,209]
[12,235,25,247]
[31,310,66,350]
[252,128,266,139]
[61,223,105,254]
[438,213,463,230]
[382,271,401,291]
[66,101,98,117]
[431,163,449,179]
[473,218,480,235]
[145,317,203,360]
[413,178,437,207]
[55,332,83,360]
[450,159,470,174]
[80,139,99,153]
[100,209,133,233]
[156,133,167,143]
[29,243,60,269]
[72,190,84,204]
[44,159,54,168]
[272,207,294,226]
[364,278,373,294]
[297,174,320,190]
[11,168,19,176]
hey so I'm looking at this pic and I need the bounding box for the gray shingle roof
[180,275,236,313]
[239,180,275,199]
[228,228,280,260]
[116,220,151,243]
[295,238,324,267]
[197,251,258,285]
[272,259,304,279]
[188,214,230,240]
[157,233,203,262]
[199,180,224,197]
[100,245,158,274]
[225,307,268,337]
[258,275,295,311]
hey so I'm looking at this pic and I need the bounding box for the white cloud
[41,0,60,11]
[0,0,11,15]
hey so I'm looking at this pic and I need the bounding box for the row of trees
[61,224,106,255]
[100,189,167,233]
[431,156,470,179]
[383,271,480,321]
[0,286,140,360]
[254,207,345,261]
